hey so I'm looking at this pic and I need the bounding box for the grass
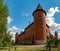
[0,44,59,51]
[12,45,46,51]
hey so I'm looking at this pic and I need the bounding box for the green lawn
[0,44,59,51]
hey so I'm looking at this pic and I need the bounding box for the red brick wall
[18,32,26,43]
[45,25,50,39]
[17,23,35,44]
[24,24,35,43]
[33,10,46,40]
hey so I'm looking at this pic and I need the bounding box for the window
[39,15,41,17]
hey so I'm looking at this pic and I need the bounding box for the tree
[0,0,11,47]
[46,37,51,51]
[53,38,58,47]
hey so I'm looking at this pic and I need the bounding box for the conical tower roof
[55,31,58,34]
[33,3,46,15]
[36,4,43,10]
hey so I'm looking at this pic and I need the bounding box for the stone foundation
[35,40,46,45]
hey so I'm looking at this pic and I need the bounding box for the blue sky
[4,0,60,39]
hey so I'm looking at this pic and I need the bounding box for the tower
[55,31,58,39]
[15,32,19,44]
[33,4,46,44]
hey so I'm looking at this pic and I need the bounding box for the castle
[15,4,58,44]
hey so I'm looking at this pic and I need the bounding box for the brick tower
[33,4,46,44]
[55,31,58,39]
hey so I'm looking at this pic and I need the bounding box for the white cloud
[8,26,18,31]
[7,16,13,24]
[46,17,54,26]
[8,26,19,40]
[8,26,25,40]
[46,7,60,33]
[47,7,60,17]
[21,13,29,17]
[10,31,16,40]
[11,26,18,30]
[50,23,59,31]
[58,33,60,39]
[21,29,25,32]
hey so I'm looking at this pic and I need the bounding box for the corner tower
[33,4,46,44]
[55,31,58,39]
